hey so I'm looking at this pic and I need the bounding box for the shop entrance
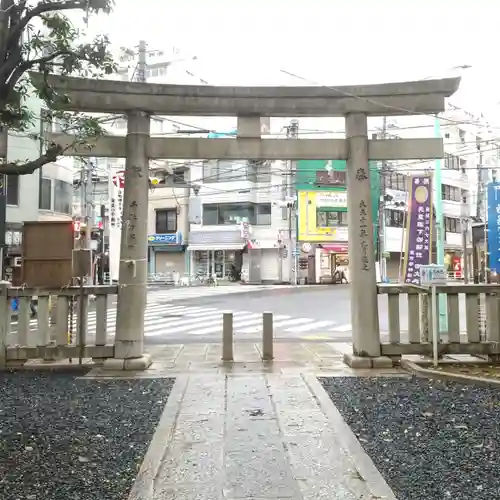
[331,252,349,283]
[193,250,242,279]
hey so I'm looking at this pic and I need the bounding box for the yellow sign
[298,191,348,242]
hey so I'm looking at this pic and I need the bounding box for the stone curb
[128,376,189,500]
[401,359,500,388]
[302,374,397,500]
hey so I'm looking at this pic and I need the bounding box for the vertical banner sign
[403,175,433,284]
[108,172,124,282]
[487,182,500,272]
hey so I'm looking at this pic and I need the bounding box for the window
[202,203,271,225]
[39,177,52,210]
[384,172,407,191]
[317,210,348,227]
[256,203,272,225]
[156,209,177,233]
[54,180,72,214]
[385,209,405,228]
[444,153,460,170]
[6,175,19,205]
[315,170,346,186]
[203,160,238,182]
[247,160,271,183]
[444,217,461,233]
[172,168,186,184]
[441,184,461,202]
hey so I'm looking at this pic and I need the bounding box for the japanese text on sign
[404,176,433,285]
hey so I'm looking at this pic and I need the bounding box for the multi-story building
[187,158,289,283]
[4,97,73,282]
[378,106,494,280]
[295,159,380,283]
[147,163,189,276]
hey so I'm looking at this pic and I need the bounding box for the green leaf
[0,0,116,175]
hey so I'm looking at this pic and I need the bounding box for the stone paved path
[128,373,396,500]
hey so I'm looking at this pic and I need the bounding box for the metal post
[222,312,234,361]
[431,285,439,367]
[460,189,469,284]
[262,312,274,360]
[286,120,299,284]
[0,129,7,281]
[378,117,388,281]
[433,116,448,331]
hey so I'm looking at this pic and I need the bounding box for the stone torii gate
[38,73,460,370]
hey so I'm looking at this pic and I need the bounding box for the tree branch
[0,143,63,174]
[7,1,89,51]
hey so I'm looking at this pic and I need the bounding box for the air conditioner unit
[13,257,22,267]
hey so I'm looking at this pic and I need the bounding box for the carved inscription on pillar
[355,162,371,272]
[127,200,138,246]
[358,199,370,271]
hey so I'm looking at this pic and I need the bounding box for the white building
[187,159,292,283]
[377,105,498,280]
[4,96,73,283]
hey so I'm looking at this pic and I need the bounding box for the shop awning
[187,243,245,251]
[321,244,348,252]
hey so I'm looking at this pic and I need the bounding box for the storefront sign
[298,191,349,242]
[403,176,433,284]
[487,182,500,272]
[5,230,21,246]
[148,233,183,245]
[316,191,347,208]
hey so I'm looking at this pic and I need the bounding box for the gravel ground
[0,370,174,500]
[320,376,500,500]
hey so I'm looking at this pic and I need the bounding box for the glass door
[214,250,224,278]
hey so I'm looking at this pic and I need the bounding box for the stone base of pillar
[102,354,153,371]
[343,353,394,369]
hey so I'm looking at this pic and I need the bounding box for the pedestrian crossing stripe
[15,303,352,337]
[146,284,324,302]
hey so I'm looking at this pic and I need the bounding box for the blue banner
[487,183,500,272]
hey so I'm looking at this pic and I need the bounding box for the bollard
[262,312,274,361]
[222,312,234,361]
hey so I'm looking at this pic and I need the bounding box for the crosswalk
[146,284,319,303]
[10,301,352,341]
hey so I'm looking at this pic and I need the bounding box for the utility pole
[137,40,147,83]
[0,0,10,281]
[286,119,299,285]
[378,117,388,282]
[461,188,469,283]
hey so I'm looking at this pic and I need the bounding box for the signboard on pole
[402,175,433,285]
[487,182,500,272]
[419,264,447,286]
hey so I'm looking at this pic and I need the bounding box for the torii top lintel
[30,73,460,117]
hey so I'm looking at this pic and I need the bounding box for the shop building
[146,165,189,277]
[187,158,289,283]
[295,160,380,284]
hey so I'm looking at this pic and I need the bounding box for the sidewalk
[128,374,396,500]
[86,343,399,499]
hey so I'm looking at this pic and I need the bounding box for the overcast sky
[83,0,500,121]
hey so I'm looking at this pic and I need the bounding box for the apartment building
[187,159,289,283]
[4,98,73,282]
[147,163,189,276]
[379,106,495,279]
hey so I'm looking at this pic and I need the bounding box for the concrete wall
[148,185,189,238]
[6,93,74,224]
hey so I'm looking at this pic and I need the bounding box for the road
[9,284,475,345]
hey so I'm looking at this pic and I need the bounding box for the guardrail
[0,283,118,368]
[377,284,500,359]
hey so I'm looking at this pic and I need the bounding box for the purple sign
[403,175,433,284]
